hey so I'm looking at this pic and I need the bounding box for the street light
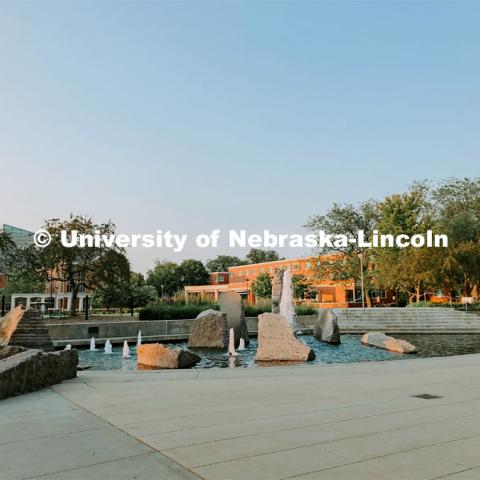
[358,252,365,309]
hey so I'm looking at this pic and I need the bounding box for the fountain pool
[77,334,480,371]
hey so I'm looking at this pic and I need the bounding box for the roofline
[228,256,317,270]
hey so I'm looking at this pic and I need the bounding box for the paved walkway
[3,354,480,479]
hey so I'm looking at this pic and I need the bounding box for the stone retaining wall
[0,347,78,400]
[46,315,319,347]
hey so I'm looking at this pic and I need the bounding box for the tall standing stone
[255,312,315,362]
[271,268,284,314]
[219,291,249,347]
[313,309,341,344]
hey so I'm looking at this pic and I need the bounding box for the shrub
[294,306,317,316]
[139,303,219,320]
[243,304,317,317]
[139,302,317,320]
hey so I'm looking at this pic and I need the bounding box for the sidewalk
[3,354,480,479]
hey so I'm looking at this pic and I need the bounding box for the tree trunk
[365,291,372,308]
[70,284,78,317]
[415,285,421,303]
[472,284,479,300]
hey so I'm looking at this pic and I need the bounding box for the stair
[333,308,480,333]
[9,309,55,351]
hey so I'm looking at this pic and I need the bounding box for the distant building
[0,224,34,249]
[185,256,395,308]
[0,224,34,290]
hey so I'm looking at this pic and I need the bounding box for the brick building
[185,256,395,308]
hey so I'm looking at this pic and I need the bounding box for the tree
[246,248,282,264]
[291,274,314,300]
[305,200,379,307]
[374,182,440,303]
[206,255,245,272]
[433,178,480,298]
[177,259,209,287]
[251,272,272,299]
[92,250,132,310]
[131,284,158,308]
[32,215,127,316]
[146,261,182,297]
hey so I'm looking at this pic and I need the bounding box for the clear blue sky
[1,1,478,273]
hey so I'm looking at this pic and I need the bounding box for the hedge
[139,303,317,320]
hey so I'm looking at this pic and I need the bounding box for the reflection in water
[78,334,480,371]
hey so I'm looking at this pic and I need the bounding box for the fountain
[279,270,298,332]
[228,328,237,356]
[237,338,246,351]
[89,337,96,351]
[104,340,112,354]
[122,340,130,358]
[137,330,142,346]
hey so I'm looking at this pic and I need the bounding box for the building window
[218,275,224,282]
[369,289,386,299]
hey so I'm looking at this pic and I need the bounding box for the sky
[0,1,479,273]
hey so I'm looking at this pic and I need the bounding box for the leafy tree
[374,182,440,303]
[92,250,132,310]
[251,272,272,299]
[433,178,480,297]
[245,248,282,264]
[177,259,209,287]
[305,200,379,307]
[31,215,127,316]
[131,284,158,308]
[206,255,245,272]
[146,261,182,297]
[291,274,314,300]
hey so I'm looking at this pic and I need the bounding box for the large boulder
[313,309,340,344]
[361,332,417,354]
[137,344,200,369]
[0,347,78,400]
[255,312,315,363]
[0,306,25,346]
[271,269,284,314]
[219,291,249,347]
[187,309,228,348]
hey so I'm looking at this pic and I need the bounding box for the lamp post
[246,278,249,304]
[358,253,365,309]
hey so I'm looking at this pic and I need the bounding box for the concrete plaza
[2,354,480,480]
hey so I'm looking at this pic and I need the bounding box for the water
[104,340,112,354]
[228,328,237,356]
[77,334,480,371]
